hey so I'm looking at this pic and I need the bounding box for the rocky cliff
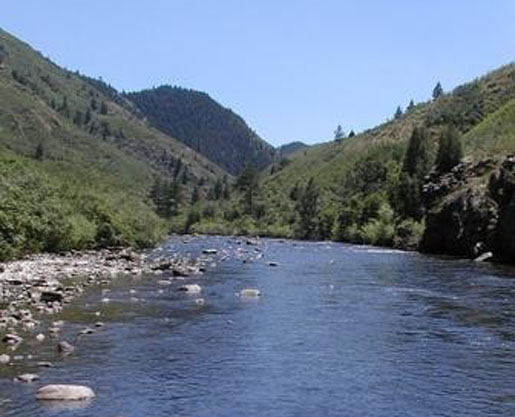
[420,156,515,263]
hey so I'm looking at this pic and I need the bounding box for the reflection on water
[1,237,515,417]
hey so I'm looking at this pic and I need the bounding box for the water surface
[1,237,515,416]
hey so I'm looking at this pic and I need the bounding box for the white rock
[239,289,261,298]
[202,248,218,255]
[15,373,40,383]
[36,333,46,342]
[57,340,74,354]
[35,384,95,401]
[177,284,202,294]
[0,354,10,364]
[474,252,493,262]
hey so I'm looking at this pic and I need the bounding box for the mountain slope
[186,62,515,259]
[277,141,309,158]
[0,27,229,258]
[263,63,515,203]
[127,86,275,175]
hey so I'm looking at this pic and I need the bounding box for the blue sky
[2,1,515,145]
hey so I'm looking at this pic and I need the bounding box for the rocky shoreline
[0,246,208,382]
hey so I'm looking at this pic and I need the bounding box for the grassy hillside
[0,28,231,259]
[127,86,275,175]
[186,63,515,244]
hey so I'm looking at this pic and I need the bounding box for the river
[1,236,515,416]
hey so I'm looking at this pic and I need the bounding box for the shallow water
[2,236,515,416]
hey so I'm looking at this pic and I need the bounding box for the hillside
[0,28,228,259]
[126,86,275,175]
[277,141,309,158]
[186,63,515,261]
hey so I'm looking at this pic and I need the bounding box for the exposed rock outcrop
[489,156,515,262]
[420,156,515,263]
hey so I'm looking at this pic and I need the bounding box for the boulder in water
[177,284,202,294]
[15,373,40,383]
[57,340,74,355]
[239,289,261,298]
[35,384,95,401]
[202,249,218,255]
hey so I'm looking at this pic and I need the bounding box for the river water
[1,236,515,416]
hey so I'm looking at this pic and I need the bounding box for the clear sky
[1,1,515,146]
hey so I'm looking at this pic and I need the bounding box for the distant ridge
[127,86,275,175]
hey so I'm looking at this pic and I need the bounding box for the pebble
[57,340,75,355]
[15,373,40,383]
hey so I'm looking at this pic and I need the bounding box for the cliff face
[420,157,515,263]
[489,157,515,262]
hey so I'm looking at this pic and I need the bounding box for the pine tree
[73,110,83,126]
[394,106,403,119]
[397,126,433,219]
[90,98,98,111]
[295,178,320,239]
[236,165,259,214]
[100,101,108,115]
[432,82,444,100]
[213,179,223,200]
[436,125,463,172]
[348,130,356,138]
[101,122,111,140]
[402,127,432,179]
[191,187,200,204]
[181,166,189,184]
[59,96,69,117]
[85,108,92,124]
[334,125,345,141]
[407,99,415,111]
[35,142,44,160]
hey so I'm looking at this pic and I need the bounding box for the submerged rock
[57,340,75,355]
[2,333,22,346]
[202,249,218,255]
[177,284,202,294]
[239,289,261,298]
[15,373,40,383]
[35,384,95,401]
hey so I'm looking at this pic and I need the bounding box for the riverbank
[0,244,213,373]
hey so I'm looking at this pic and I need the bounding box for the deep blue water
[2,236,515,416]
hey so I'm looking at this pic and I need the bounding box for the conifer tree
[432,82,444,100]
[394,106,403,119]
[236,165,259,214]
[35,142,44,160]
[100,101,108,115]
[191,187,200,204]
[402,127,432,179]
[85,108,92,124]
[334,125,345,141]
[295,178,320,239]
[436,125,463,172]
